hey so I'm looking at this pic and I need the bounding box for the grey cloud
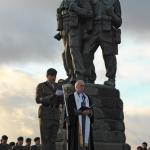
[0,0,150,64]
[120,0,150,34]
[0,0,62,64]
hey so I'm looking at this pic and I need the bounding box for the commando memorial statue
[35,0,131,150]
[55,0,122,88]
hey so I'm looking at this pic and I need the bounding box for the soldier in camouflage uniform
[36,68,63,150]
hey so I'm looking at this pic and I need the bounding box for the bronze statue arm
[106,0,122,28]
[107,7,122,28]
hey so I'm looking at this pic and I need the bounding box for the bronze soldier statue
[83,0,122,87]
[55,0,122,87]
[55,0,97,83]
[55,0,75,83]
[35,68,63,150]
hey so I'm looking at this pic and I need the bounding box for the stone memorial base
[56,83,131,150]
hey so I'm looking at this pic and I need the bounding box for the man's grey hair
[75,80,85,90]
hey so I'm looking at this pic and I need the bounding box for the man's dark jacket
[67,93,94,150]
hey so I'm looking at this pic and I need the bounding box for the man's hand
[81,109,92,116]
[55,89,63,96]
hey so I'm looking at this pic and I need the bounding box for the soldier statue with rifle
[55,0,122,88]
[55,0,97,83]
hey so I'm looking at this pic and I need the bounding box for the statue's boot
[84,69,96,84]
[104,78,116,88]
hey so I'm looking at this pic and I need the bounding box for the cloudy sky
[0,0,150,149]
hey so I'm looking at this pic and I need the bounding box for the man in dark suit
[66,80,94,150]
[31,137,42,150]
[36,68,63,150]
